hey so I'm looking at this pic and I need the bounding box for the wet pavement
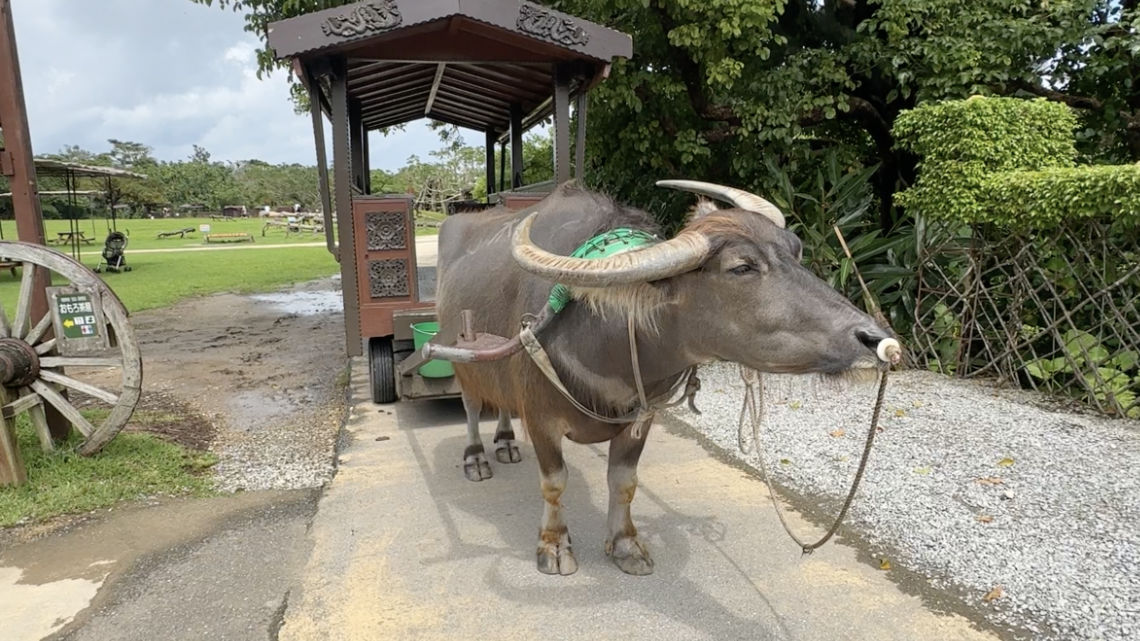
[1,491,319,640]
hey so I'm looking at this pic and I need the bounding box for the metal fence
[909,219,1140,419]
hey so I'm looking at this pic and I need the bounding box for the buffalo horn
[511,212,711,286]
[656,179,786,228]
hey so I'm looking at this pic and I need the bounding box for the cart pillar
[330,55,363,356]
[553,64,573,185]
[485,130,497,200]
[509,103,524,189]
[575,93,588,180]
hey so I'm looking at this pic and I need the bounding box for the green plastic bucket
[410,322,454,378]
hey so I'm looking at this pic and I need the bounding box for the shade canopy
[33,158,147,180]
[268,0,632,133]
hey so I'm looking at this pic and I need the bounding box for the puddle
[248,290,343,316]
[0,565,104,640]
[227,389,297,429]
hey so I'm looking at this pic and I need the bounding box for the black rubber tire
[369,336,397,404]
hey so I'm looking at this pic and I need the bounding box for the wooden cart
[269,0,631,402]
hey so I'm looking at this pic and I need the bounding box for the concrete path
[278,362,998,641]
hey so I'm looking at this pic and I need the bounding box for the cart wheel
[0,241,142,456]
[124,266,132,272]
[93,266,102,273]
[368,336,397,404]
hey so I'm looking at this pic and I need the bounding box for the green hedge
[891,96,1140,228]
[983,164,1140,227]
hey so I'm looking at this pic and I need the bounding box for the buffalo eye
[728,263,754,275]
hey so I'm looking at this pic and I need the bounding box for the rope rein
[736,223,895,554]
[739,366,889,555]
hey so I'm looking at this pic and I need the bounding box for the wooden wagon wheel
[0,241,142,456]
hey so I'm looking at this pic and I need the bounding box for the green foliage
[194,0,1140,224]
[544,0,1138,214]
[233,160,321,209]
[895,96,1140,228]
[1027,330,1140,418]
[761,149,926,332]
[0,417,216,527]
[894,97,1079,224]
[984,164,1140,227]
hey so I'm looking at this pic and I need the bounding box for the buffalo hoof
[536,531,578,576]
[606,535,654,575]
[463,453,493,482]
[494,439,522,464]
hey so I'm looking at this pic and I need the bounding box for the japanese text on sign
[56,293,101,339]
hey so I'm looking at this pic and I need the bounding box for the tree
[546,0,1138,227]
[193,0,1137,228]
[107,139,155,168]
[233,160,321,210]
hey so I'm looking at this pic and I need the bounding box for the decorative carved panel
[322,1,402,38]
[517,4,590,46]
[366,211,407,251]
[368,259,409,299]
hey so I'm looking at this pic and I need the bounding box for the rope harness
[524,227,701,438]
[520,317,700,437]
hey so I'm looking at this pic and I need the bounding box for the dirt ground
[2,277,350,640]
[2,276,348,547]
[128,276,348,491]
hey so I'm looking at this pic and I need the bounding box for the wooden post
[553,64,572,186]
[331,56,363,357]
[362,123,371,195]
[485,130,497,200]
[350,98,365,193]
[509,103,524,189]
[305,63,338,261]
[498,141,506,193]
[574,92,588,181]
[0,0,70,442]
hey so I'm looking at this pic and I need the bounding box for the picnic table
[48,230,94,245]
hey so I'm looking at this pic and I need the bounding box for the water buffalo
[435,181,896,576]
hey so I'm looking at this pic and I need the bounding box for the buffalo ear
[685,198,719,224]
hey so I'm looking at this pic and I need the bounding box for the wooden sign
[47,286,109,354]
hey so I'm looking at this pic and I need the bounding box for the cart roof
[268,0,632,133]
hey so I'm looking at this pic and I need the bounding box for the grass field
[0,244,341,314]
[3,212,441,250]
[0,217,348,527]
[0,417,216,527]
[14,216,331,251]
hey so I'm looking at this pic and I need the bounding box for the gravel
[670,363,1140,640]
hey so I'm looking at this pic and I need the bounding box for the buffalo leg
[461,393,493,482]
[605,424,654,575]
[492,410,521,464]
[531,423,577,575]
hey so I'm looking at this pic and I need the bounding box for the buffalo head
[510,180,899,376]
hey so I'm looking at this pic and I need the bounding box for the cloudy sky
[10,0,457,170]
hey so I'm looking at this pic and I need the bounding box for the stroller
[94,231,131,273]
